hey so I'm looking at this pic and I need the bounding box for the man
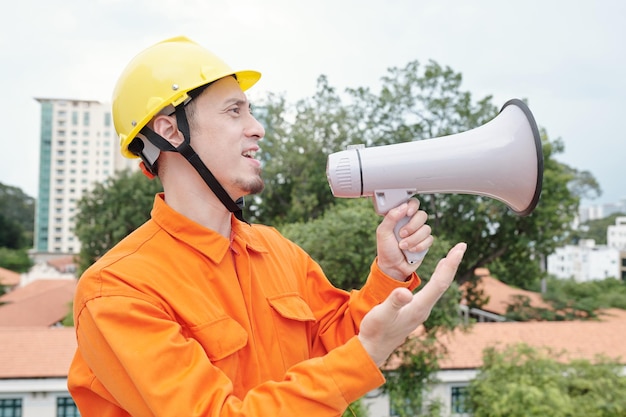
[68,36,466,416]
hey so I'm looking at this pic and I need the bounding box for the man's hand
[359,242,467,367]
[376,198,433,281]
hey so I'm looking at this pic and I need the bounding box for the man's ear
[152,114,185,148]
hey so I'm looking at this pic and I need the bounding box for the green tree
[505,277,626,322]
[0,182,35,249]
[544,277,626,311]
[342,399,370,417]
[0,213,25,249]
[74,169,162,274]
[252,60,597,291]
[0,182,35,274]
[468,343,626,417]
[279,199,380,290]
[0,247,33,273]
[251,77,355,225]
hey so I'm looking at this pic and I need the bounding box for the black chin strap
[139,104,247,223]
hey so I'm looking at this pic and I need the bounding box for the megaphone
[326,99,543,264]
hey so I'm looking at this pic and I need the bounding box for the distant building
[34,98,137,255]
[607,217,626,281]
[0,327,77,417]
[548,215,626,282]
[547,239,622,282]
[0,266,79,416]
[579,198,626,222]
[608,216,626,249]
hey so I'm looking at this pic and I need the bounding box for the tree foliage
[505,277,626,322]
[0,247,32,273]
[468,343,626,417]
[74,169,162,274]
[280,199,380,290]
[250,78,354,225]
[0,182,35,250]
[253,60,597,292]
[0,182,35,273]
[543,276,626,312]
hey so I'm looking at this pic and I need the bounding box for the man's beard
[237,170,265,196]
[244,178,265,195]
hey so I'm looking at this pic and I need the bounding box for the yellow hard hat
[113,36,261,159]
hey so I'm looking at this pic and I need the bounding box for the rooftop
[0,267,21,288]
[0,327,76,378]
[461,268,551,315]
[0,279,76,327]
[439,307,626,369]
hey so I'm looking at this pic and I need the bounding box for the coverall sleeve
[73,293,385,417]
[304,255,420,354]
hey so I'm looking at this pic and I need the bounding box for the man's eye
[229,106,241,114]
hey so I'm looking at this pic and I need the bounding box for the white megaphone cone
[326,99,543,264]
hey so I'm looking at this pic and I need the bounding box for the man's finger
[413,242,467,306]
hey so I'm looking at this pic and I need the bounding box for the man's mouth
[242,150,257,158]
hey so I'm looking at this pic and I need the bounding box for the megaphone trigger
[393,215,429,264]
[373,188,427,264]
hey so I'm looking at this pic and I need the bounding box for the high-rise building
[608,217,626,250]
[546,239,621,282]
[34,98,137,254]
[547,215,626,282]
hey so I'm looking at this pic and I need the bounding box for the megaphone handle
[393,215,429,264]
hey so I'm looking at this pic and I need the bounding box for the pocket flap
[267,293,316,322]
[189,316,248,361]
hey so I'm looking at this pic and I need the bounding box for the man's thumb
[387,287,413,311]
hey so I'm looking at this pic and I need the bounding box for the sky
[1,0,624,207]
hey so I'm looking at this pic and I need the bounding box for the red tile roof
[450,271,626,368]
[46,255,76,273]
[0,279,76,327]
[0,267,20,287]
[385,273,626,372]
[461,268,551,315]
[438,310,626,369]
[0,327,76,378]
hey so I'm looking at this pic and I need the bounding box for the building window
[0,398,22,416]
[451,385,470,414]
[56,397,80,417]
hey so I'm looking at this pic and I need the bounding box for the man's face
[187,76,265,199]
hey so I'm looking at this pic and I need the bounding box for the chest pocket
[187,316,248,362]
[267,293,317,369]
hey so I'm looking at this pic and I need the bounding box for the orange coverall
[68,194,420,416]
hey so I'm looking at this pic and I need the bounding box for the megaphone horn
[326,98,543,264]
